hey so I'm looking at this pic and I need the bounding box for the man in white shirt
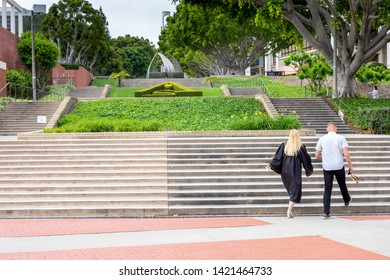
[315,122,353,218]
[372,86,379,99]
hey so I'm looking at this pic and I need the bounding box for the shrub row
[135,81,202,97]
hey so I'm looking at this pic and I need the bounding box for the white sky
[14,0,177,45]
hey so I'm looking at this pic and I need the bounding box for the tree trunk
[337,71,357,98]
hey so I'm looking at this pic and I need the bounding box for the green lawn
[213,75,318,97]
[46,97,299,132]
[81,77,389,134]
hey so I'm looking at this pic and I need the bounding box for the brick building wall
[0,26,19,97]
[52,64,93,88]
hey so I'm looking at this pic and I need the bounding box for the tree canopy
[109,35,156,78]
[162,1,299,76]
[177,0,390,97]
[41,0,111,72]
[18,31,60,90]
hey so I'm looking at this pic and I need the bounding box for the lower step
[0,207,168,218]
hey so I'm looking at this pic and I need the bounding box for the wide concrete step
[169,203,390,216]
[0,135,388,218]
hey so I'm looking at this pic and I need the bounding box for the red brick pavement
[0,216,389,260]
[0,236,388,260]
[0,217,269,237]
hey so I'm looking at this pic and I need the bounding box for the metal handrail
[0,82,10,96]
[255,75,272,97]
[5,82,70,102]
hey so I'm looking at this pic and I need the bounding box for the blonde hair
[284,129,302,156]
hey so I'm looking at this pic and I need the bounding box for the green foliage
[61,64,82,70]
[110,71,130,87]
[213,75,316,97]
[108,35,156,78]
[18,31,59,90]
[159,1,296,76]
[284,51,332,94]
[6,70,32,87]
[203,76,218,87]
[46,117,163,133]
[43,84,73,101]
[186,0,390,97]
[47,97,296,132]
[333,98,390,134]
[355,62,390,84]
[0,97,15,110]
[229,115,300,130]
[6,70,32,99]
[91,78,118,87]
[41,0,111,73]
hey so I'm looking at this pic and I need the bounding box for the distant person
[268,129,313,218]
[315,122,353,219]
[372,86,379,99]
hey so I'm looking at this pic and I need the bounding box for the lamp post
[30,4,46,102]
[31,9,37,101]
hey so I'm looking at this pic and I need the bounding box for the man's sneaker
[323,213,331,219]
[345,197,352,206]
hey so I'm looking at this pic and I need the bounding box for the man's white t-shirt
[316,132,348,171]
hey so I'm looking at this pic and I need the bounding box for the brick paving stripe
[0,218,269,237]
[0,236,388,260]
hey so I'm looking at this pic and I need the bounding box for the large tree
[41,0,110,72]
[178,0,390,97]
[110,35,156,78]
[18,31,60,90]
[163,1,298,76]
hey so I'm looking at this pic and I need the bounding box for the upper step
[270,98,352,134]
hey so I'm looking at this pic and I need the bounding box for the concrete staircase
[270,98,351,134]
[168,136,390,216]
[0,135,389,218]
[122,78,208,88]
[0,138,169,217]
[0,102,61,136]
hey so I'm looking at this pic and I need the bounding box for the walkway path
[68,86,105,99]
[0,215,389,260]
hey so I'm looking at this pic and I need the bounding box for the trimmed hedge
[135,81,203,97]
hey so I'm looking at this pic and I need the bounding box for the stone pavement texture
[0,215,389,260]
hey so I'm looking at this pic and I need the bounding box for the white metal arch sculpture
[146,53,183,78]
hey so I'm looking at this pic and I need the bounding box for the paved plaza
[0,215,389,260]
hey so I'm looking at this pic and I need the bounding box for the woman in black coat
[268,129,313,218]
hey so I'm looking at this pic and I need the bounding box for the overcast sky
[15,0,177,45]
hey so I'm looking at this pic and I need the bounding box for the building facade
[250,40,389,77]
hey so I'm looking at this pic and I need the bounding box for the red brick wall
[0,26,19,97]
[0,68,6,97]
[52,64,93,88]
